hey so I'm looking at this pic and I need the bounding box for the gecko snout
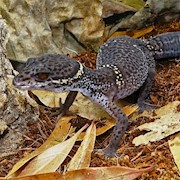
[13,73,32,89]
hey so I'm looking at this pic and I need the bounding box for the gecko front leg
[91,95,129,157]
[59,91,78,115]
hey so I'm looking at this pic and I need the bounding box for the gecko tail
[147,31,180,59]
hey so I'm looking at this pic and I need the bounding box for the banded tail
[147,31,180,59]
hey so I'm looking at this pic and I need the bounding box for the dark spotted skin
[13,32,180,157]
[146,31,180,59]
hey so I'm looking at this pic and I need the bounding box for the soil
[0,21,180,179]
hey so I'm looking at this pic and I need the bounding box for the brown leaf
[133,101,180,146]
[67,122,96,171]
[17,124,88,176]
[169,132,180,171]
[110,26,154,39]
[65,166,154,180]
[6,116,76,178]
[8,166,154,180]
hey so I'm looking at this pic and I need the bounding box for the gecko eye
[36,73,49,81]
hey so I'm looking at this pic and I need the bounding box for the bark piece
[0,16,39,154]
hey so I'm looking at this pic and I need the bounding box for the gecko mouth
[13,76,48,90]
[13,80,31,90]
[13,76,33,90]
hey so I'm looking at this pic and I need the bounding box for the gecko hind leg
[137,68,156,113]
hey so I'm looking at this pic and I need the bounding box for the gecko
[13,31,180,157]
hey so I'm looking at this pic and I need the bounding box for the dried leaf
[168,132,180,171]
[133,101,180,146]
[5,172,61,180]
[65,166,154,180]
[68,122,96,171]
[31,90,67,108]
[110,26,154,39]
[6,116,76,178]
[18,124,88,176]
[8,166,153,180]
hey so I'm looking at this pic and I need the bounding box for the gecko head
[13,54,84,91]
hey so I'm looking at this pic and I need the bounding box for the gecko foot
[59,102,74,116]
[137,101,159,113]
[97,145,120,158]
[59,91,78,116]
[50,99,73,118]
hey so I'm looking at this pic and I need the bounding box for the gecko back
[97,36,149,99]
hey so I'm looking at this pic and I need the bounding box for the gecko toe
[96,146,120,158]
[137,101,159,113]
